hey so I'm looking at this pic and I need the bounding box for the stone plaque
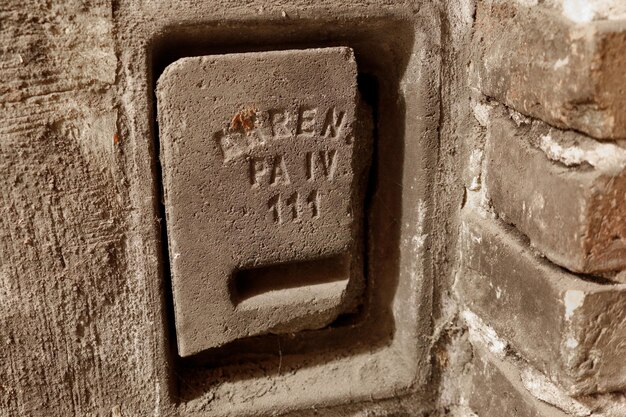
[157,47,370,357]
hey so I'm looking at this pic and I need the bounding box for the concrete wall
[0,0,624,416]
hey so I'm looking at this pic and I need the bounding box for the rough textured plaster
[0,1,162,415]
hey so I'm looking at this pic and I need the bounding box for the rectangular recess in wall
[150,13,439,416]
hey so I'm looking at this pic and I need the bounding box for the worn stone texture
[157,48,370,356]
[473,0,626,140]
[459,209,626,395]
[0,1,164,416]
[484,108,626,275]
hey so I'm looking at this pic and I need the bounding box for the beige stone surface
[157,48,369,356]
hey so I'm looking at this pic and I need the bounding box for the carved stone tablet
[157,47,370,357]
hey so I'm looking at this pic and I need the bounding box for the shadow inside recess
[231,253,351,306]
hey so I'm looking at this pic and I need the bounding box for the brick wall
[453,0,626,415]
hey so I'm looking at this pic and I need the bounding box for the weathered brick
[458,209,626,395]
[473,0,626,140]
[468,346,570,417]
[484,109,626,274]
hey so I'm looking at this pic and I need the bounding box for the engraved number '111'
[268,190,320,224]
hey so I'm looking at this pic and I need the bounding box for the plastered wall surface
[0,0,624,416]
